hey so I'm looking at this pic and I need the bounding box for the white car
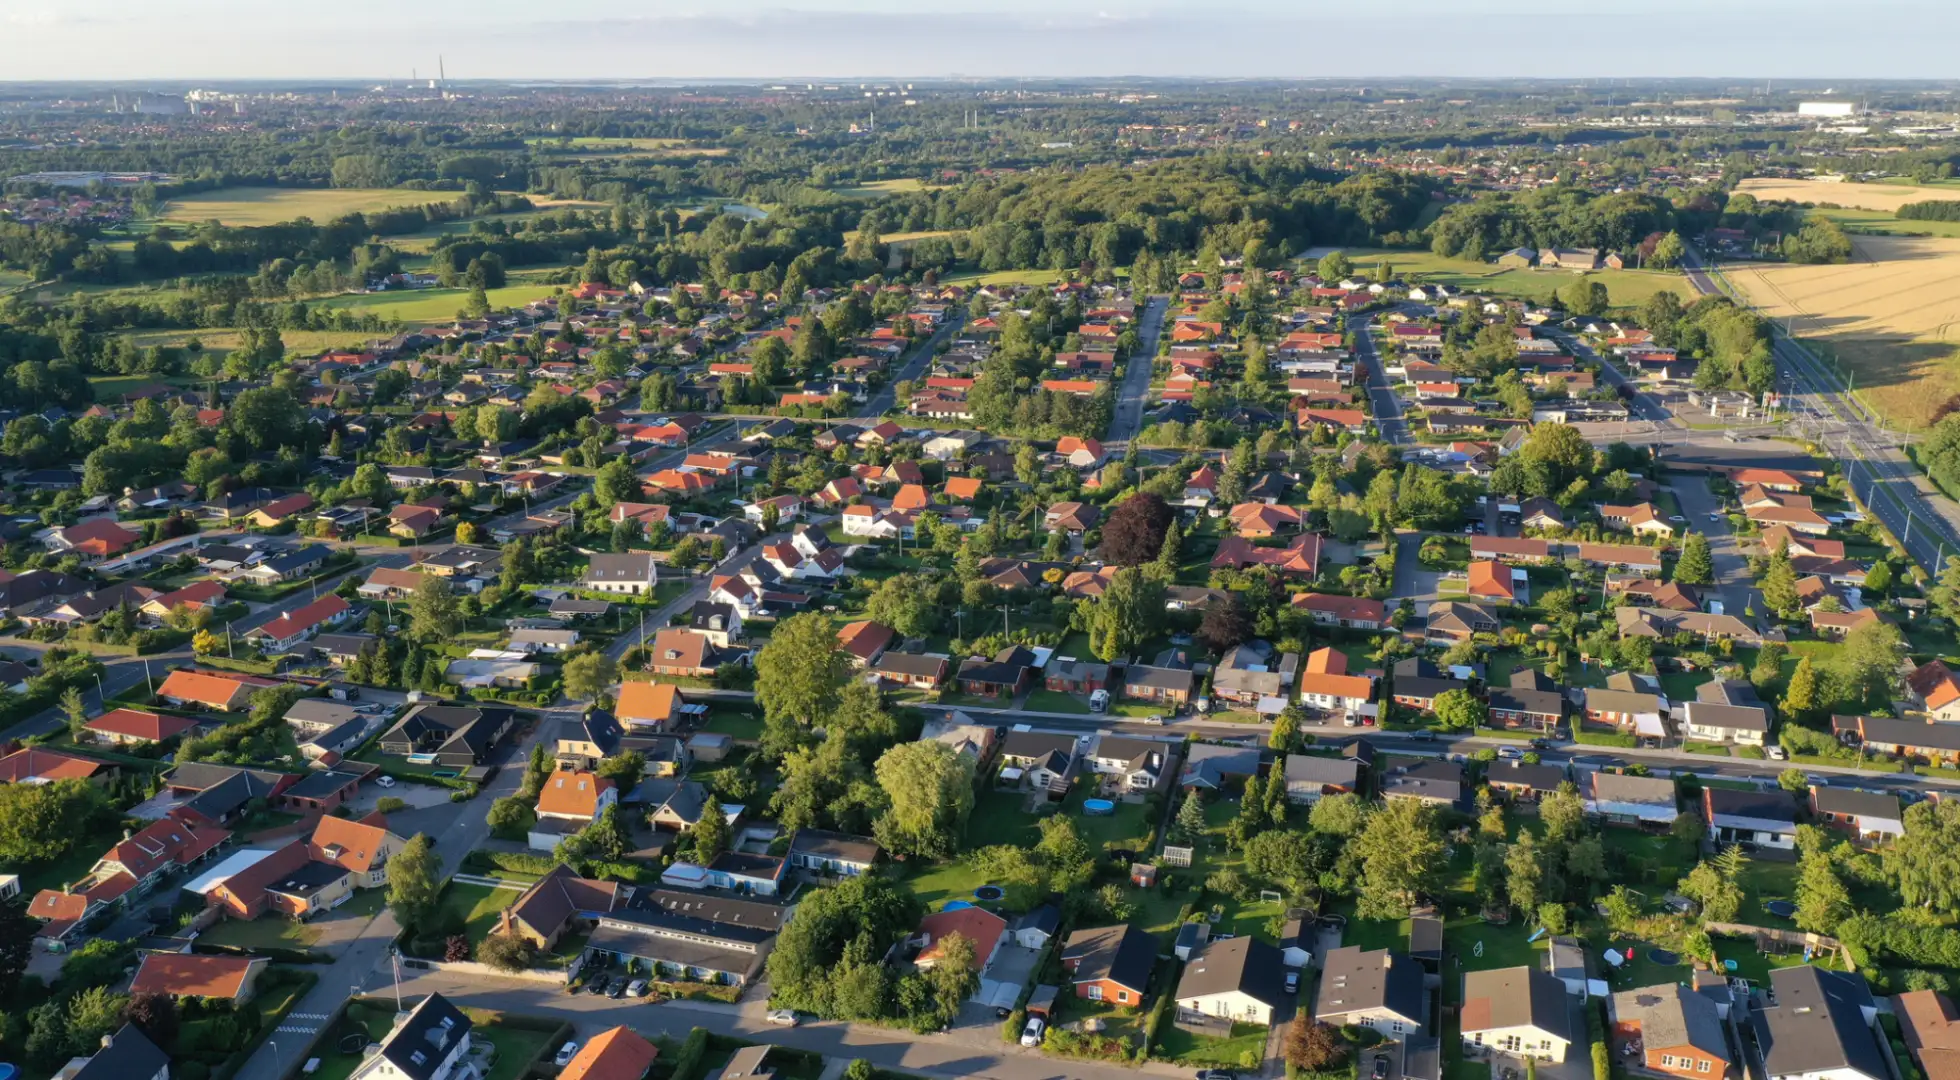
[1765,745,1788,761]
[375,775,396,788]
[627,979,648,998]
[553,1043,579,1067]
[1496,746,1523,760]
[766,1009,799,1027]
[1020,1018,1046,1047]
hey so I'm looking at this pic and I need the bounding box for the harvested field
[1735,178,1960,213]
[162,186,457,226]
[1724,233,1960,428]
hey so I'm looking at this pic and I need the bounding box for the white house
[1679,701,1770,746]
[349,993,475,1080]
[1702,787,1796,850]
[1585,772,1679,826]
[840,505,907,539]
[1315,946,1428,1040]
[583,553,657,596]
[1177,937,1290,1027]
[1460,967,1574,1063]
[529,771,617,851]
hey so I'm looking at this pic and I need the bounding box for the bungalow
[1297,648,1378,723]
[787,829,883,878]
[84,708,196,746]
[1679,701,1770,746]
[358,567,430,601]
[243,593,351,652]
[1062,923,1157,1006]
[584,553,658,596]
[1315,946,1427,1039]
[870,650,951,690]
[1583,687,1668,742]
[646,629,720,678]
[1584,772,1679,827]
[837,620,896,668]
[1292,592,1386,630]
[1044,502,1100,536]
[1284,753,1361,804]
[1176,937,1288,1027]
[1598,502,1675,538]
[1087,733,1169,792]
[1810,786,1905,843]
[1576,543,1663,575]
[1427,601,1501,644]
[1759,966,1886,1080]
[1701,787,1797,850]
[956,646,1038,699]
[531,771,618,851]
[379,704,515,768]
[1460,966,1574,1062]
[45,518,141,563]
[130,952,268,1002]
[1392,658,1467,714]
[1466,559,1521,603]
[1488,669,1565,732]
[1471,536,1553,564]
[1485,762,1568,803]
[1181,742,1261,790]
[387,504,445,540]
[156,669,270,711]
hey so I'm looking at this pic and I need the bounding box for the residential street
[1105,295,1168,447]
[859,312,967,419]
[1353,311,1410,446]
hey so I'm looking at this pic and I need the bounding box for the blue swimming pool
[1083,798,1116,815]
[943,900,973,911]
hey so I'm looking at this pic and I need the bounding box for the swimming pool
[1083,798,1116,816]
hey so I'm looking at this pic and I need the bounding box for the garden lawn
[1712,934,1841,984]
[1599,828,1697,889]
[1441,914,1547,1004]
[1024,689,1092,714]
[701,709,764,740]
[1737,858,1800,925]
[438,881,521,942]
[1154,1022,1268,1068]
[196,914,325,950]
[476,1024,557,1080]
[304,1002,401,1080]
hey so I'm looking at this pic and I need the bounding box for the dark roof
[586,553,655,583]
[1760,966,1884,1080]
[1178,936,1288,1010]
[73,1025,169,1080]
[610,887,788,945]
[1488,761,1568,791]
[1317,946,1427,1026]
[284,767,365,801]
[313,632,374,656]
[1014,904,1061,937]
[1409,916,1444,960]
[258,546,330,574]
[1812,786,1902,821]
[1062,923,1157,993]
[265,858,356,897]
[787,829,882,865]
[1704,786,1797,824]
[871,651,949,678]
[1342,738,1378,765]
[378,993,474,1080]
[563,709,626,757]
[1002,730,1077,762]
[1838,714,1960,752]
[1489,684,1565,717]
[1462,966,1573,1042]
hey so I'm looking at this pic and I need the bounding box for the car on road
[1140,714,1166,726]
[1708,512,1723,522]
[1197,1072,1237,1080]
[766,1009,799,1027]
[1528,738,1552,750]
[553,1043,579,1067]
[1766,745,1787,760]
[1497,746,1523,760]
[1669,515,1686,523]
[1021,1018,1046,1047]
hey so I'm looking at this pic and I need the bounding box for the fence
[398,956,569,985]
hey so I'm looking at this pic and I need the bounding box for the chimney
[1383,953,1393,969]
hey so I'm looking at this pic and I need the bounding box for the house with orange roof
[245,493,316,529]
[1467,560,1520,603]
[156,669,267,711]
[892,484,932,512]
[616,681,685,729]
[609,503,672,537]
[1291,593,1386,630]
[84,708,196,746]
[244,593,351,652]
[1211,535,1323,579]
[837,621,896,668]
[309,811,406,888]
[1908,660,1960,723]
[1297,648,1378,724]
[130,952,268,1002]
[45,518,141,563]
[0,746,114,784]
[914,905,1009,976]
[857,421,904,447]
[1228,502,1305,539]
[43,815,231,930]
[943,476,984,503]
[531,771,616,851]
[1759,526,1843,560]
[815,476,862,507]
[1054,437,1106,468]
[1298,408,1370,434]
[1598,502,1674,538]
[559,1028,658,1080]
[1041,379,1101,397]
[1728,467,1807,493]
[139,580,227,623]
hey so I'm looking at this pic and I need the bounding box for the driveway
[976,944,1042,1009]
[1392,532,1441,603]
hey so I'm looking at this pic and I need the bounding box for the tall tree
[387,833,442,932]
[1886,800,1960,914]
[1351,798,1443,918]
[872,741,975,859]
[754,612,849,733]
[1087,567,1164,662]
[562,652,618,701]
[1673,532,1712,585]
[408,575,461,643]
[1099,492,1174,566]
[1761,538,1800,618]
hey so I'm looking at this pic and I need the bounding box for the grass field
[121,327,379,355]
[1723,232,1960,428]
[1817,207,1960,239]
[317,281,560,325]
[1736,177,1960,213]
[940,268,1072,288]
[163,186,458,226]
[833,178,930,197]
[438,881,522,942]
[1319,248,1686,309]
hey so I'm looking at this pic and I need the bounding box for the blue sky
[2,0,1956,81]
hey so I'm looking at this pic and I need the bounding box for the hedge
[465,849,558,877]
[1572,729,1637,748]
[669,1029,710,1080]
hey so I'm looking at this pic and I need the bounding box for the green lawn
[438,881,522,942]
[1154,1022,1268,1067]
[1713,933,1841,984]
[1024,689,1092,714]
[476,1025,557,1080]
[19,827,122,898]
[1316,247,1687,310]
[197,914,325,950]
[1737,857,1801,925]
[701,709,764,740]
[317,282,560,327]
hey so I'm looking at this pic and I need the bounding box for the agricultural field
[1815,207,1960,239]
[525,136,726,158]
[1734,177,1960,213]
[316,280,562,326]
[832,178,931,197]
[118,327,379,355]
[1317,248,1686,309]
[1723,232,1960,428]
[161,186,459,226]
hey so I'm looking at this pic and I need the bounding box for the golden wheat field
[1734,177,1960,213]
[1725,233,1960,427]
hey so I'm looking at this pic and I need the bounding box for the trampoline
[1648,948,1681,966]
[974,885,1006,902]
[1764,900,1797,919]
[1,1063,19,1080]
[432,769,460,779]
[1082,798,1116,816]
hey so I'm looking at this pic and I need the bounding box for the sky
[3,0,1959,82]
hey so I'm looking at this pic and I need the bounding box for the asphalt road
[1105,294,1168,447]
[858,312,967,419]
[1353,311,1411,446]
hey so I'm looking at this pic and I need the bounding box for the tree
[1317,251,1353,283]
[1269,706,1302,752]
[1287,1019,1349,1071]
[1886,800,1960,914]
[1777,768,1807,793]
[1309,792,1370,838]
[0,778,110,866]
[1558,278,1609,316]
[1504,833,1548,916]
[755,612,849,733]
[562,652,618,701]
[594,456,640,508]
[1935,557,1960,626]
[1519,423,1592,487]
[864,574,940,639]
[1099,492,1174,566]
[873,741,975,859]
[1673,532,1712,585]
[1650,231,1686,269]
[1540,784,1586,843]
[1761,538,1800,618]
[1677,858,1742,923]
[1172,791,1208,844]
[1781,656,1818,721]
[596,749,646,793]
[387,833,442,932]
[486,796,530,839]
[692,800,731,860]
[1197,592,1254,654]
[226,386,306,450]
[1243,829,1320,897]
[61,686,86,739]
[121,992,178,1049]
[1795,849,1850,934]
[477,931,539,973]
[1087,567,1163,662]
[1351,798,1443,918]
[408,575,461,643]
[1841,619,1906,702]
[1432,688,1486,731]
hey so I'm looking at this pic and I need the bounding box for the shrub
[376,796,408,814]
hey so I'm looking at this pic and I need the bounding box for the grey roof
[1177,936,1288,1010]
[1124,664,1195,692]
[1698,678,1766,709]
[1704,786,1797,825]
[285,698,362,729]
[1462,966,1573,1041]
[1062,923,1158,993]
[1812,786,1902,822]
[585,552,656,583]
[1316,946,1427,1028]
[1285,753,1361,789]
[871,651,949,678]
[1682,700,1770,733]
[378,992,473,1080]
[1013,904,1061,937]
[1760,966,1884,1080]
[1487,761,1568,792]
[257,546,329,575]
[1837,713,1960,752]
[1588,771,1677,807]
[787,828,882,866]
[1489,683,1564,718]
[1001,730,1077,762]
[1409,916,1444,960]
[1182,742,1262,787]
[1095,734,1170,773]
[73,1025,169,1080]
[1612,983,1729,1061]
[313,632,374,657]
[283,767,364,801]
[719,1044,775,1078]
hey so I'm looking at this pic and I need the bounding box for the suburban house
[1609,983,1732,1079]
[1582,688,1667,743]
[1701,787,1797,850]
[530,771,618,851]
[1292,592,1387,629]
[1086,734,1171,794]
[84,707,196,746]
[1427,601,1501,644]
[130,952,268,1002]
[157,669,273,711]
[615,681,686,729]
[646,629,722,678]
[347,992,473,1080]
[1834,714,1960,767]
[1061,923,1157,1006]
[1391,657,1466,714]
[1485,762,1568,803]
[1584,772,1679,827]
[584,553,658,596]
[870,651,950,690]
[956,646,1038,699]
[1895,990,1960,1080]
[244,593,352,652]
[1284,753,1361,804]
[787,829,882,878]
[837,620,896,668]
[1678,701,1771,746]
[499,864,623,949]
[1315,946,1427,1040]
[912,904,1009,990]
[1044,502,1100,536]
[1758,966,1885,1080]
[1122,664,1195,706]
[378,704,516,768]
[1296,648,1378,724]
[558,1028,658,1080]
[1810,786,1905,843]
[1181,743,1262,790]
[1175,936,1288,1027]
[308,812,405,889]
[1488,669,1565,732]
[1459,966,1574,1063]
[54,1024,168,1080]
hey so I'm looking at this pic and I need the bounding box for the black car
[1374,1057,1391,1080]
[608,977,628,998]
[584,976,608,994]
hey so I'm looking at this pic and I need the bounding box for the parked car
[1285,970,1300,993]
[1497,746,1523,760]
[1374,1057,1391,1080]
[627,979,648,998]
[1408,730,1435,742]
[607,977,627,998]
[375,775,396,788]
[1021,1018,1046,1047]
[1197,1072,1237,1080]
[766,1010,799,1027]
[584,976,608,994]
[1141,714,1166,726]
[1765,745,1788,760]
[1527,738,1551,750]
[554,1044,579,1067]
